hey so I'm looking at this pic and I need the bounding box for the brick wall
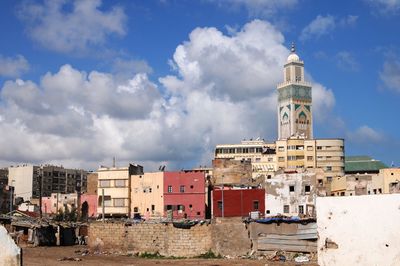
[88,219,254,257]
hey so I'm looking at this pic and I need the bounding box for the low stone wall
[88,222,213,257]
[88,219,252,257]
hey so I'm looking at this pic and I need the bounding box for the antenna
[113,157,116,168]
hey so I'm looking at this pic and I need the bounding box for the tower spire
[291,42,296,53]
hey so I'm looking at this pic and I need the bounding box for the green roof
[345,156,388,173]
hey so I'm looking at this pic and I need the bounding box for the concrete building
[212,188,265,218]
[86,172,98,195]
[330,174,383,196]
[163,171,206,219]
[379,168,400,194]
[214,45,345,182]
[97,164,143,218]
[131,172,164,219]
[212,158,253,185]
[264,169,323,217]
[8,164,87,202]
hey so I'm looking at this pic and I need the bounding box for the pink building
[163,171,206,219]
[41,193,97,219]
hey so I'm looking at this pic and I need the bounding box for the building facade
[131,172,164,219]
[97,164,143,218]
[212,188,265,218]
[163,171,206,219]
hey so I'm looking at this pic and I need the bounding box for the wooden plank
[261,233,317,240]
[257,243,317,253]
[258,239,317,247]
[297,223,317,230]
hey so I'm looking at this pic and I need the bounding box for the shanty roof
[345,156,388,173]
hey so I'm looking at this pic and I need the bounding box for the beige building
[97,164,143,218]
[379,168,400,194]
[131,172,164,219]
[330,174,383,196]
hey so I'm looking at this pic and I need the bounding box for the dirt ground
[22,246,318,266]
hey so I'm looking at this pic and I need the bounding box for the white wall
[0,226,21,266]
[317,194,400,266]
[8,165,34,201]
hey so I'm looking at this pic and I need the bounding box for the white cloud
[210,0,298,17]
[347,125,384,143]
[379,58,400,92]
[336,51,360,72]
[17,0,127,53]
[0,20,337,170]
[300,15,336,41]
[365,0,400,15]
[300,14,359,42]
[0,55,30,78]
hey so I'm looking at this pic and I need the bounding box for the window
[278,146,285,152]
[98,195,111,207]
[151,205,155,211]
[114,198,125,207]
[190,185,194,189]
[189,204,193,209]
[166,205,173,210]
[289,185,295,192]
[266,210,270,214]
[373,189,377,194]
[327,176,332,182]
[317,146,322,150]
[268,157,273,162]
[134,207,138,212]
[253,201,259,210]
[307,146,313,151]
[318,179,323,186]
[278,157,285,162]
[305,185,311,193]
[168,185,172,193]
[378,188,382,194]
[180,185,185,193]
[307,156,313,161]
[149,188,152,193]
[197,212,201,215]
[99,180,110,187]
[340,192,345,196]
[178,205,185,211]
[115,179,125,187]
[326,166,332,171]
[267,175,272,179]
[299,205,304,214]
[287,156,296,161]
[283,205,289,213]
[217,201,223,210]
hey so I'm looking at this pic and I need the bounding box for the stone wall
[88,219,252,257]
[88,222,213,257]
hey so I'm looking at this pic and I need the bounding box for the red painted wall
[163,171,206,219]
[81,194,97,218]
[212,188,265,217]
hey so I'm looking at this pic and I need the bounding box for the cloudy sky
[0,0,399,171]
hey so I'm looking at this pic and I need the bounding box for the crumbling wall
[88,222,212,257]
[88,220,251,257]
[0,225,21,266]
[212,158,252,185]
[317,194,400,266]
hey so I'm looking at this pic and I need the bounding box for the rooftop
[345,156,388,173]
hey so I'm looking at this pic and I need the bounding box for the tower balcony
[277,80,312,89]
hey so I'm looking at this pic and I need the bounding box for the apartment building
[97,164,143,218]
[8,164,87,202]
[131,172,164,219]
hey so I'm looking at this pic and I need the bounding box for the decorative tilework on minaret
[277,43,313,140]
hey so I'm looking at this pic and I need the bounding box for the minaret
[277,43,313,140]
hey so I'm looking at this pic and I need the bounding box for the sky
[0,0,399,171]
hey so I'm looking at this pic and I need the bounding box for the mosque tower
[277,43,313,140]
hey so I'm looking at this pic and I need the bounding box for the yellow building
[131,172,164,219]
[97,164,143,218]
[330,174,383,196]
[380,168,400,194]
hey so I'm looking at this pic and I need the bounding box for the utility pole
[76,171,82,221]
[38,166,43,219]
[102,189,105,223]
[221,175,224,218]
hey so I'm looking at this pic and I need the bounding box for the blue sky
[0,0,399,170]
